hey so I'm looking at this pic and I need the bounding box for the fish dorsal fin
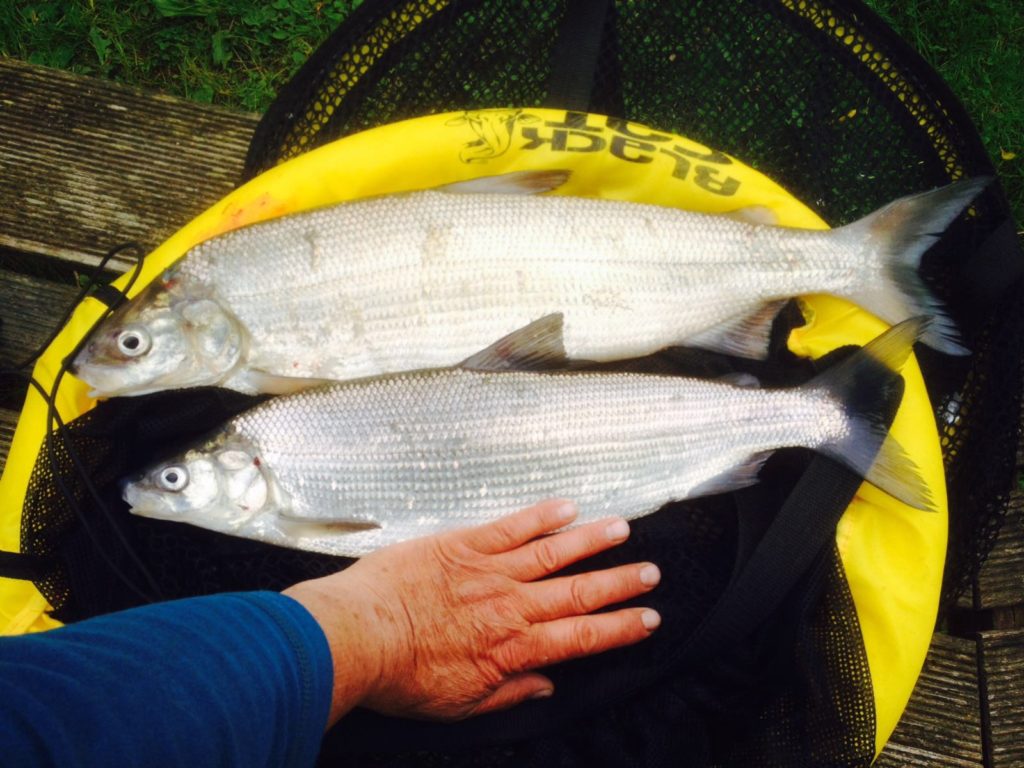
[459,313,569,371]
[439,170,571,196]
[685,300,787,360]
[723,205,779,226]
[689,451,773,498]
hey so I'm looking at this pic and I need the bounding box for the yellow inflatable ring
[0,107,945,755]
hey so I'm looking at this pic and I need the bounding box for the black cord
[4,242,143,373]
[4,241,164,604]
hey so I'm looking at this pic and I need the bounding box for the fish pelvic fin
[689,450,773,497]
[809,318,936,512]
[839,176,991,356]
[459,313,570,371]
[685,300,787,359]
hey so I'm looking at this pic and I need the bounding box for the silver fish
[123,318,932,558]
[73,173,986,397]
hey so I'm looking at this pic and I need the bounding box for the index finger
[459,499,578,554]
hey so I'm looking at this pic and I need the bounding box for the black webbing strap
[958,216,1024,314]
[677,457,863,670]
[543,0,613,111]
[0,549,47,582]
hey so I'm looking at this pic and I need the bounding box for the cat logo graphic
[447,109,540,163]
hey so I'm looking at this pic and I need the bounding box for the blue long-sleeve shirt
[0,591,333,767]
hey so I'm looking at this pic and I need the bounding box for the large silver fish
[73,173,986,397]
[123,318,932,557]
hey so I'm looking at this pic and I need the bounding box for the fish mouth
[122,483,170,517]
[70,361,163,399]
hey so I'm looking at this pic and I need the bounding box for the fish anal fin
[690,451,773,498]
[686,301,787,359]
[460,313,569,371]
[439,170,571,196]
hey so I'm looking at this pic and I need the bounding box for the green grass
[0,1,361,111]
[864,0,1023,229]
[0,0,1020,222]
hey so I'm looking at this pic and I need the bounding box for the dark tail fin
[808,318,935,512]
[839,177,990,356]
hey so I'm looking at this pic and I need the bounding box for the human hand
[284,499,661,727]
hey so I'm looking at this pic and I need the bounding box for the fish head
[123,440,270,533]
[71,274,246,397]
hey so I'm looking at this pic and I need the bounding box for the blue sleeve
[0,591,333,768]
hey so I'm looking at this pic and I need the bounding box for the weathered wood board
[876,633,984,767]
[0,264,80,374]
[0,58,258,271]
[980,629,1024,768]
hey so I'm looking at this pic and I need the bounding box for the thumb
[469,673,554,716]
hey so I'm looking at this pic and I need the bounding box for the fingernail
[605,519,629,541]
[556,502,578,521]
[641,609,661,631]
[639,564,661,587]
[530,687,554,700]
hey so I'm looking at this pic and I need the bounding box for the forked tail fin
[839,177,990,356]
[808,318,936,512]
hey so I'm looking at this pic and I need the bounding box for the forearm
[0,592,332,768]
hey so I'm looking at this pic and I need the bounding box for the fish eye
[116,327,151,357]
[158,466,189,492]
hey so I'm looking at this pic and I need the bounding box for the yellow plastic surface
[0,108,946,754]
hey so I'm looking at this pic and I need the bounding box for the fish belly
[183,193,857,380]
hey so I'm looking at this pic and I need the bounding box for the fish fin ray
[723,205,779,226]
[839,177,991,355]
[718,372,761,388]
[685,300,787,359]
[690,451,772,497]
[810,318,936,511]
[439,170,571,196]
[460,313,569,370]
[228,369,335,395]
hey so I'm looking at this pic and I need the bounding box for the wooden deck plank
[0,59,258,271]
[980,629,1024,768]
[0,407,18,469]
[876,633,984,767]
[0,266,81,374]
[968,491,1024,614]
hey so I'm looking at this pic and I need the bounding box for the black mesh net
[12,0,1024,766]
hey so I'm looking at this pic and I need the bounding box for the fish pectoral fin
[689,451,773,498]
[459,313,570,371]
[684,300,788,360]
[438,170,571,195]
[230,369,336,395]
[277,512,382,533]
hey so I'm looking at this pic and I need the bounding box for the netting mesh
[13,0,1024,765]
[243,0,1022,617]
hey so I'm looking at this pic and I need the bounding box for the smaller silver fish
[123,317,932,558]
